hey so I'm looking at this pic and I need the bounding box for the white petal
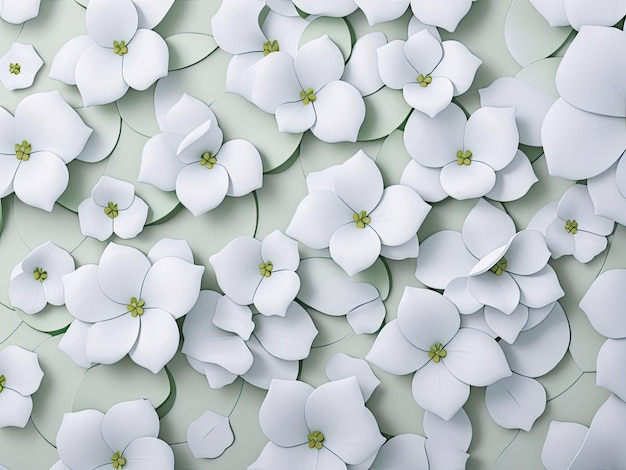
[187,410,234,459]
[124,437,174,469]
[0,389,32,428]
[545,219,575,259]
[511,265,564,308]
[370,434,428,470]
[286,191,352,249]
[485,374,545,431]
[499,302,570,377]
[248,443,317,470]
[101,399,158,451]
[425,440,469,469]
[465,107,518,171]
[571,228,607,263]
[342,32,386,95]
[122,29,168,91]
[366,319,430,374]
[588,163,626,226]
[408,16,442,38]
[254,271,301,317]
[462,198,516,259]
[176,162,229,216]
[262,10,308,58]
[410,0,473,32]
[528,0,569,26]
[347,297,386,334]
[484,304,529,344]
[440,160,497,200]
[400,160,447,202]
[528,201,558,235]
[444,276,483,314]
[411,360,470,421]
[397,287,460,350]
[75,44,129,106]
[92,175,135,208]
[580,269,626,338]
[241,335,299,388]
[77,198,113,241]
[50,36,95,85]
[86,0,138,47]
[541,421,588,470]
[296,35,344,92]
[0,0,40,23]
[85,313,139,365]
[259,379,312,447]
[0,42,41,91]
[326,353,380,402]
[434,40,482,95]
[211,0,266,54]
[403,30,443,74]
[226,53,261,101]
[542,98,626,179]
[487,150,538,202]
[176,119,222,163]
[9,271,46,314]
[163,94,218,135]
[147,238,194,264]
[415,230,477,289]
[0,346,43,395]
[0,156,19,198]
[58,320,92,368]
[97,243,151,304]
[380,236,419,260]
[565,0,626,29]
[311,80,366,143]
[133,0,174,28]
[523,302,556,331]
[403,78,454,118]
[261,230,299,271]
[113,197,149,239]
[138,134,185,191]
[505,230,550,275]
[275,101,316,134]
[13,152,68,212]
[467,271,520,315]
[334,150,383,214]
[254,301,316,359]
[423,408,472,451]
[213,295,254,341]
[56,410,110,470]
[377,40,418,90]
[596,338,626,401]
[291,0,358,16]
[557,183,614,235]
[329,224,381,276]
[129,309,179,373]
[209,236,262,306]
[355,0,409,24]
[251,51,300,114]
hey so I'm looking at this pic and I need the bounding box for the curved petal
[85,313,139,365]
[0,389,32,428]
[63,265,126,322]
[377,40,418,89]
[259,379,312,447]
[0,156,19,198]
[211,0,266,54]
[124,437,174,469]
[295,35,344,91]
[13,152,68,212]
[403,78,454,118]
[596,338,626,401]
[400,159,447,202]
[588,163,626,225]
[50,36,96,85]
[97,243,151,304]
[329,224,381,276]
[465,107,518,171]
[380,236,420,260]
[176,162,229,216]
[86,0,138,47]
[122,29,168,91]
[0,346,43,395]
[129,309,179,373]
[58,320,92,368]
[410,0,473,32]
[411,360,470,421]
[462,198,516,259]
[434,40,482,94]
[291,0,358,16]
[572,230,608,263]
[0,0,40,24]
[9,271,47,314]
[163,94,218,135]
[113,198,149,239]
[444,276,483,314]
[485,304,529,344]
[92,175,135,209]
[528,0,569,26]
[275,100,316,134]
[138,134,185,191]
[558,183,614,235]
[366,319,431,374]
[248,442,317,470]
[440,160,497,200]
[467,271,520,314]
[542,421,589,470]
[101,399,159,452]
[56,410,110,470]
[356,0,410,24]
[487,150,538,202]
[133,0,174,28]
[177,121,224,164]
[511,265,564,308]
[262,10,308,57]
[241,335,299,388]
[580,269,626,338]
[213,295,254,340]
[251,51,300,114]
[370,434,428,470]
[325,353,381,401]
[423,408,472,450]
[261,230,299,271]
[75,44,129,106]
[545,218,575,258]
[147,238,194,264]
[342,32,386,95]
[226,53,262,101]
[403,30,443,74]
[425,440,470,469]
[484,374,546,431]
[254,271,300,317]
[334,150,383,214]
[505,230,550,275]
[78,198,113,241]
[311,80,366,143]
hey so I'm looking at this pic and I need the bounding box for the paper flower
[367,286,511,420]
[250,35,366,143]
[0,91,92,211]
[0,42,43,91]
[377,30,481,118]
[0,0,40,23]
[249,377,385,470]
[53,399,174,470]
[401,104,537,201]
[0,345,43,428]
[49,0,172,106]
[411,0,476,32]
[291,0,409,25]
[528,184,614,263]
[529,0,626,29]
[182,290,318,390]
[78,176,149,241]
[287,150,430,276]
[61,239,204,373]
[138,94,263,216]
[8,241,74,315]
[415,199,564,315]
[209,230,300,317]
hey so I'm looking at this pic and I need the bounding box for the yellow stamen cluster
[259,261,273,277]
[9,63,20,74]
[111,451,126,468]
[300,88,316,105]
[15,140,31,161]
[353,210,371,229]
[456,149,472,165]
[564,219,578,234]
[113,40,128,56]
[33,267,47,282]
[200,151,217,169]
[263,39,279,56]
[490,257,508,276]
[428,343,447,363]
[417,74,432,87]
[127,297,145,317]
[307,430,324,449]
[104,201,119,218]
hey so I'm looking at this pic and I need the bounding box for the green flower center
[428,343,447,363]
[9,63,20,75]
[127,297,145,317]
[0,374,5,393]
[111,451,126,469]
[263,39,279,56]
[490,257,508,276]
[259,261,273,277]
[307,430,324,449]
[353,210,371,229]
[200,151,217,169]
[456,149,472,166]
[15,140,31,161]
[300,88,316,105]
[104,201,119,218]
[113,40,128,56]
[416,74,432,87]
[33,267,47,283]
[564,219,578,234]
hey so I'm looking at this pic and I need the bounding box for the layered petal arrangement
[529,0,626,29]
[292,0,410,25]
[410,0,476,32]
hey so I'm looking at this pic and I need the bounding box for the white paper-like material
[187,411,234,459]
[0,345,43,428]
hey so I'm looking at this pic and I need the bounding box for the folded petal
[254,271,300,317]
[63,265,126,322]
[85,0,138,47]
[404,30,443,74]
[403,78,454,118]
[163,94,218,136]
[434,40,482,95]
[138,134,185,191]
[410,0,473,32]
[412,360,470,420]
[377,40,418,89]
[485,304,529,344]
[487,150,538,202]
[440,160,497,199]
[311,80,366,143]
[366,319,430,374]
[259,379,312,447]
[13,151,68,212]
[101,399,159,452]
[176,162,229,216]
[251,51,300,114]
[329,224,381,276]
[511,265,564,308]
[124,437,174,469]
[97,243,151,304]
[462,198,516,259]
[211,0,266,54]
[465,107,518,171]
[275,100,316,134]
[213,295,254,340]
[130,309,179,373]
[122,29,168,91]
[468,271,520,314]
[50,36,96,85]
[296,35,345,92]
[75,44,129,106]
[85,313,139,365]
[444,276,483,314]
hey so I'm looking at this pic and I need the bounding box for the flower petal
[13,152,68,212]
[403,30,443,74]
[423,408,472,450]
[440,160,496,200]
[97,243,151,304]
[0,156,19,198]
[101,399,158,452]
[213,139,263,198]
[9,271,47,314]
[425,440,470,469]
[311,80,366,143]
[56,410,110,470]
[370,434,428,470]
[325,353,381,402]
[261,230,299,271]
[557,183,614,235]
[403,78,454,118]
[329,224,381,276]
[511,265,564,308]
[541,421,589,470]
[366,319,431,374]
[355,0,409,24]
[129,309,179,373]
[596,338,626,401]
[85,313,139,365]
[50,36,96,85]
[85,0,138,47]
[211,0,265,54]
[411,360,470,420]
[485,374,546,431]
[187,410,234,459]
[213,295,254,340]
[113,198,149,239]
[505,230,550,275]
[296,35,344,92]
[291,0,358,16]
[163,94,218,135]
[434,40,482,95]
[580,269,626,338]
[138,134,184,191]
[400,159,447,202]
[334,150,383,214]
[133,0,174,29]
[342,32,386,95]
[147,238,194,264]
[124,436,174,469]
[588,163,626,226]
[465,107,518,171]
[444,276,483,314]
[377,40,418,90]
[467,271,520,315]
[484,304,529,344]
[462,198,516,259]
[0,346,43,395]
[241,335,299,388]
[75,44,129,106]
[487,150,538,202]
[259,379,312,447]
[380,236,420,260]
[275,100,316,134]
[58,320,92,368]
[0,0,40,24]
[0,389,32,428]
[122,29,168,91]
[176,162,229,216]
[410,0,473,32]
[251,51,300,114]
[77,198,113,241]
[254,271,301,317]
[248,443,317,470]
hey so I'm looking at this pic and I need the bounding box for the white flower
[250,35,366,143]
[0,345,43,428]
[0,42,43,91]
[49,0,172,106]
[411,0,476,32]
[367,286,511,420]
[61,239,204,373]
[9,241,75,315]
[0,91,93,211]
[249,377,385,470]
[287,150,430,276]
[182,290,318,390]
[401,104,537,201]
[53,399,174,470]
[291,0,409,25]
[377,29,481,117]
[78,176,149,241]
[528,184,614,263]
[209,230,300,317]
[529,0,626,29]
[0,0,40,24]
[138,94,263,216]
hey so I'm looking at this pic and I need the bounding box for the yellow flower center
[353,210,371,229]
[307,430,324,449]
[104,201,119,218]
[263,39,279,56]
[490,257,508,276]
[564,219,578,234]
[113,40,128,56]
[111,451,126,468]
[417,74,432,87]
[9,63,20,75]
[259,261,273,277]
[127,297,145,317]
[456,149,472,166]
[15,140,31,161]
[0,374,5,393]
[428,343,447,363]
[200,151,217,169]
[300,88,316,105]
[33,267,47,283]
